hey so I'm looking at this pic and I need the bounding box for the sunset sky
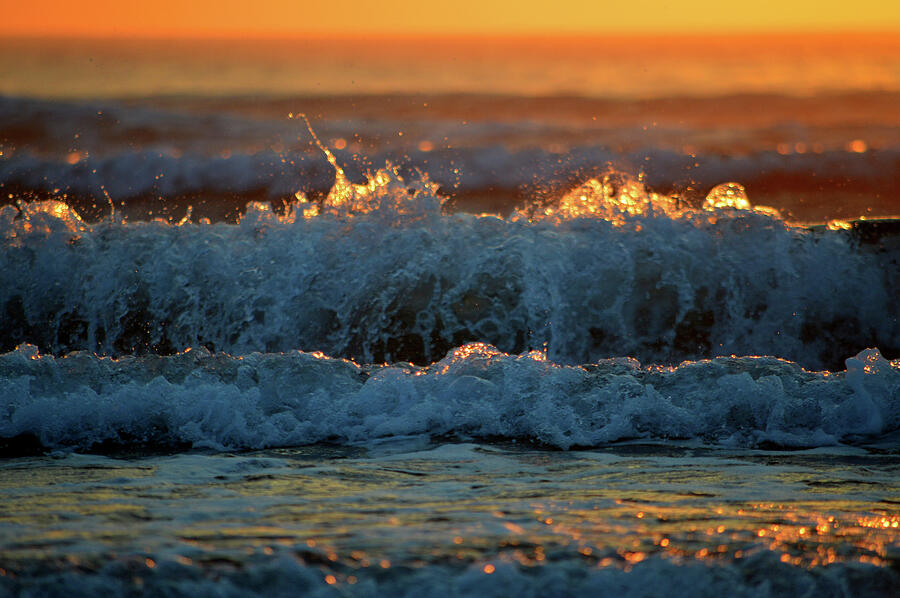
[2,0,900,37]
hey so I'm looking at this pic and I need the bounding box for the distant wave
[3,94,899,223]
[3,145,898,217]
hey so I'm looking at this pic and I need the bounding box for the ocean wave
[1,342,898,451]
[1,169,898,370]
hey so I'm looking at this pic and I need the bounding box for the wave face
[2,171,898,370]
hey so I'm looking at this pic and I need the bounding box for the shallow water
[1,441,898,596]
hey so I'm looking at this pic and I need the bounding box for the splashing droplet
[293,114,442,220]
[703,182,751,211]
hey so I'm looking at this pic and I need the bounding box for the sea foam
[1,342,898,451]
[1,171,897,370]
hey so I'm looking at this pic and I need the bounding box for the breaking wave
[1,342,898,451]
[2,133,899,452]
[1,164,898,369]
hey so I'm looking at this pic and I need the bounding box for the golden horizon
[2,0,899,38]
[2,29,900,40]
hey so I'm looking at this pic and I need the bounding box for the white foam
[1,343,897,450]
[1,179,897,371]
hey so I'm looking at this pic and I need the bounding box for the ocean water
[1,34,900,596]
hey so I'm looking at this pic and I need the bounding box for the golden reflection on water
[0,447,897,583]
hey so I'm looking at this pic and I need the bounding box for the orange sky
[2,0,899,37]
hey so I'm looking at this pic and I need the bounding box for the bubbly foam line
[1,343,898,451]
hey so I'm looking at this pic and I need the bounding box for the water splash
[513,172,780,225]
[291,113,443,221]
[521,172,679,225]
[1,199,86,246]
[3,112,779,230]
[703,182,751,210]
[2,148,895,369]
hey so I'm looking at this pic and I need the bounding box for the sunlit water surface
[1,442,899,595]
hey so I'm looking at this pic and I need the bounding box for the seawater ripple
[1,342,898,450]
[3,552,897,598]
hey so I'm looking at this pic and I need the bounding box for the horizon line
[3,28,899,41]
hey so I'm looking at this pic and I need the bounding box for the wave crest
[1,157,898,370]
